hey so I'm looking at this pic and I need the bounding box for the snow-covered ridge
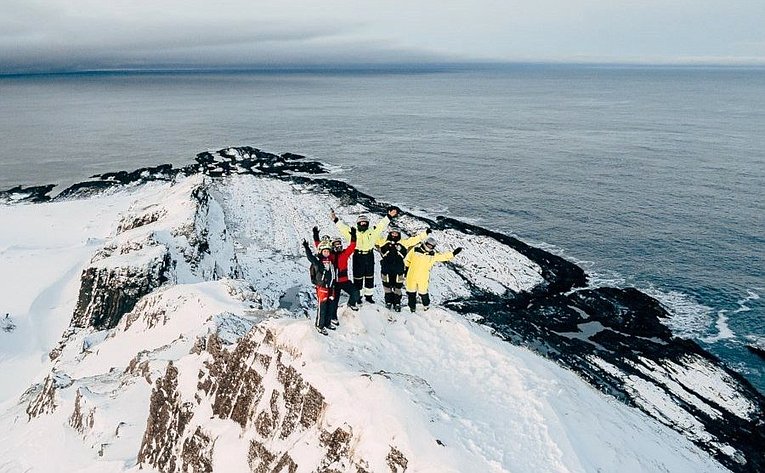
[1,147,763,473]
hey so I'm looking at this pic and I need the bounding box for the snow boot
[317,327,329,336]
[365,295,375,304]
[348,304,359,311]
[385,303,393,310]
[394,304,401,312]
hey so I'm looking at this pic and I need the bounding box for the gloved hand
[387,206,399,218]
[453,247,463,256]
[312,226,320,241]
[302,239,310,249]
[350,227,357,241]
[330,208,338,223]
[426,228,432,234]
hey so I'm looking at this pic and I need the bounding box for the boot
[365,295,375,304]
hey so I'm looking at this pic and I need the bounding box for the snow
[0,173,733,473]
[0,188,154,404]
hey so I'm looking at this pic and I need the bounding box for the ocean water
[1,67,763,391]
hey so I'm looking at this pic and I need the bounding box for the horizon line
[3,60,765,78]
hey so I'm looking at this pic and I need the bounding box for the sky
[1,0,764,73]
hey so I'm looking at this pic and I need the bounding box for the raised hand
[302,239,310,248]
[330,208,338,222]
[453,247,463,256]
[426,228,432,234]
[312,226,320,240]
[350,227,357,240]
[387,206,399,218]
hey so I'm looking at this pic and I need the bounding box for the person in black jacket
[303,239,337,335]
[312,226,360,323]
[377,227,430,311]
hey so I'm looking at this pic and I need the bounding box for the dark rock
[26,374,58,419]
[69,389,96,435]
[747,344,765,360]
[72,250,171,330]
[386,446,409,473]
[181,426,214,473]
[55,180,121,200]
[138,362,194,473]
[0,184,55,203]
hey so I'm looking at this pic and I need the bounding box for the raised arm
[312,226,321,248]
[434,247,462,263]
[370,215,390,241]
[342,227,357,258]
[303,240,321,267]
[400,229,429,249]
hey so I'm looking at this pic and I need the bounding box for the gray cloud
[1,0,764,73]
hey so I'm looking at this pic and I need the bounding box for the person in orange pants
[403,236,463,312]
[303,239,337,335]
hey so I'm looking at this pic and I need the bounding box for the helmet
[423,236,437,250]
[331,237,343,250]
[387,228,401,242]
[318,240,332,252]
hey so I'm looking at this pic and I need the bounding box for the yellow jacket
[375,231,427,249]
[336,216,390,252]
[404,245,454,293]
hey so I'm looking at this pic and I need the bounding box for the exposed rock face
[139,328,408,473]
[69,389,96,435]
[26,375,58,420]
[70,177,241,331]
[0,183,55,203]
[0,147,328,202]
[72,250,171,329]
[137,362,195,473]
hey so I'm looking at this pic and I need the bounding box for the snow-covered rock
[0,147,762,473]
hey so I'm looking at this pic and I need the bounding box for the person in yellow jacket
[376,227,430,311]
[331,206,399,303]
[403,236,463,312]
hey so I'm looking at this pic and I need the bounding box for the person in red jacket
[313,226,360,327]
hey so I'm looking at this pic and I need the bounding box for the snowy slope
[0,147,762,473]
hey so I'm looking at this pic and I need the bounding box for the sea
[1,66,763,391]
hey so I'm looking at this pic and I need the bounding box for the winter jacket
[314,231,357,283]
[304,244,337,288]
[403,244,454,293]
[335,216,390,252]
[377,231,428,275]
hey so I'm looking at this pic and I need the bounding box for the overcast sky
[1,0,764,73]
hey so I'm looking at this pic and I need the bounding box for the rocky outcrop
[139,328,409,473]
[6,145,763,472]
[70,177,241,331]
[137,362,195,473]
[69,389,96,435]
[26,375,58,419]
[449,287,765,472]
[72,248,171,329]
[0,184,56,203]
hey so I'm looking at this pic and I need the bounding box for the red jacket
[314,237,356,283]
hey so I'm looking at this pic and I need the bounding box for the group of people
[302,206,463,335]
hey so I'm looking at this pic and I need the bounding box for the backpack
[309,264,322,285]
